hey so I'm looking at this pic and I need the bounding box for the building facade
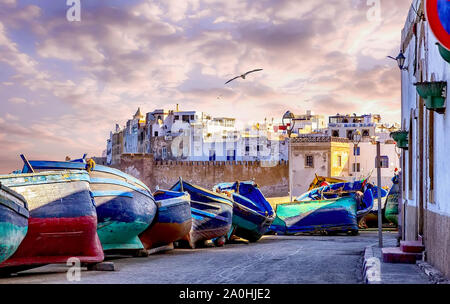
[289,136,351,196]
[399,0,450,277]
[106,106,289,165]
[350,140,401,188]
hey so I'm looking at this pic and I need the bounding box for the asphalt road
[0,231,397,284]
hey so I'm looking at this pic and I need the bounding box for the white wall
[401,1,450,216]
[351,142,400,188]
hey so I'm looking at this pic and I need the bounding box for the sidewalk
[362,233,447,284]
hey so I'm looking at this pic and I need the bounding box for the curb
[362,245,382,284]
[363,246,450,284]
[416,261,450,284]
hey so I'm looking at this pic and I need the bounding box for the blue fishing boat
[269,196,359,235]
[295,179,387,225]
[22,159,158,254]
[0,170,104,271]
[170,179,233,248]
[0,183,29,264]
[139,190,192,251]
[213,181,275,242]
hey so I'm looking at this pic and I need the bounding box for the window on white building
[376,156,389,168]
[346,130,353,140]
[305,155,314,168]
[353,163,361,172]
[227,150,236,161]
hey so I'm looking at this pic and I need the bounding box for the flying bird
[225,69,263,85]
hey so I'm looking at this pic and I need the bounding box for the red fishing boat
[0,171,104,272]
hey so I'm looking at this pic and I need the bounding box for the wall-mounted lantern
[436,43,450,64]
[414,81,447,114]
[387,52,408,71]
[390,130,409,150]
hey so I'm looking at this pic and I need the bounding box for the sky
[0,0,412,173]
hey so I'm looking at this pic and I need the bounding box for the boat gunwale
[0,171,91,188]
[0,193,30,219]
[0,182,28,207]
[190,207,230,223]
[90,177,154,199]
[230,195,277,222]
[91,190,134,198]
[26,160,151,193]
[275,196,356,209]
[155,194,191,209]
[173,181,234,208]
[213,181,275,216]
[93,165,151,192]
[0,170,89,179]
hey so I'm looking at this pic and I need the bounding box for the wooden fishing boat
[23,159,158,254]
[213,181,275,242]
[269,196,359,235]
[384,175,399,226]
[0,171,104,271]
[308,174,346,191]
[0,183,29,264]
[295,180,387,227]
[170,179,233,249]
[361,186,392,228]
[139,190,192,252]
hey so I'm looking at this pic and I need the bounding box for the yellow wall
[330,142,350,177]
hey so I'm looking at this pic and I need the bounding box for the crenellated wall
[113,153,289,197]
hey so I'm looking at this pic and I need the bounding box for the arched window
[332,130,339,137]
[347,130,353,140]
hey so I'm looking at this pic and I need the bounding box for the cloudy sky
[0,0,411,173]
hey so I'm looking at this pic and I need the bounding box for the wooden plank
[20,154,35,173]
[145,243,174,255]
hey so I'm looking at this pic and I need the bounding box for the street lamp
[387,51,408,71]
[282,111,296,138]
[352,130,362,177]
[283,110,296,202]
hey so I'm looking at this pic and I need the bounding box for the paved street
[0,231,403,284]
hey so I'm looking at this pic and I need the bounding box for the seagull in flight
[225,69,263,85]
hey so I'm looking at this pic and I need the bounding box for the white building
[399,0,450,277]
[327,113,381,140]
[107,105,288,164]
[350,141,400,187]
[292,110,327,135]
[123,108,146,154]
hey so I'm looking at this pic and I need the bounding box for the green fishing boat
[384,174,399,226]
[269,196,358,235]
